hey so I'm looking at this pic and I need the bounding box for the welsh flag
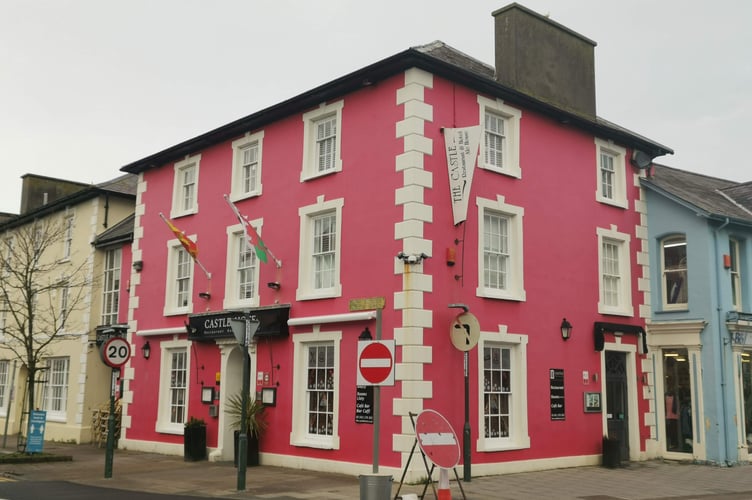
[224,195,279,267]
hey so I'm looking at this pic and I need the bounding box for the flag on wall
[159,213,211,282]
[443,126,481,225]
[160,213,198,259]
[224,195,281,268]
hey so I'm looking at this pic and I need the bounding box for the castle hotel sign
[187,304,290,341]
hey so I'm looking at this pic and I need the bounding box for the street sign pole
[373,308,382,473]
[104,368,118,478]
[463,350,471,482]
[230,311,259,492]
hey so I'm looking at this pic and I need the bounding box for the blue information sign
[26,410,46,453]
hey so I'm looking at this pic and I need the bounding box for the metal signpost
[449,306,480,482]
[230,312,260,491]
[100,335,131,478]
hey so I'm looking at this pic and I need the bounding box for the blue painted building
[642,164,752,465]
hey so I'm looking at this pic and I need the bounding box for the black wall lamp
[141,340,151,360]
[560,318,573,341]
[133,260,144,272]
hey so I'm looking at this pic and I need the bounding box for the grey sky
[1,0,749,214]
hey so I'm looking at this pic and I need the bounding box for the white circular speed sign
[102,337,131,368]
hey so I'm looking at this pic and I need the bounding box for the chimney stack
[492,3,597,120]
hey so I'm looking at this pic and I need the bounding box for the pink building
[119,4,672,479]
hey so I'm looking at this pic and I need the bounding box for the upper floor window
[594,139,627,208]
[301,101,344,181]
[231,131,264,201]
[291,330,341,450]
[164,241,194,316]
[59,280,69,330]
[476,195,525,301]
[171,155,201,218]
[477,329,530,452]
[730,239,742,311]
[477,95,521,178]
[597,226,633,316]
[0,299,7,342]
[297,196,343,300]
[661,235,688,310]
[62,216,73,260]
[101,247,121,325]
[41,357,69,421]
[156,340,190,434]
[224,224,260,310]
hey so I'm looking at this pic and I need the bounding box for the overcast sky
[1,0,750,214]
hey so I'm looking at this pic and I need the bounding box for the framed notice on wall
[584,392,602,413]
[550,368,565,420]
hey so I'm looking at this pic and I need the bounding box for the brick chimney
[492,3,597,120]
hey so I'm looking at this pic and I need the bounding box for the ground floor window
[41,357,69,421]
[291,330,341,449]
[156,340,190,434]
[0,360,9,416]
[663,348,693,453]
[476,328,529,452]
[741,351,752,452]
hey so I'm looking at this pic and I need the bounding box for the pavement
[1,438,752,499]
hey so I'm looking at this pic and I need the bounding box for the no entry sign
[356,340,395,386]
[415,409,460,469]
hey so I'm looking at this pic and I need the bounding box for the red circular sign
[359,342,393,385]
[102,337,131,368]
[415,409,460,469]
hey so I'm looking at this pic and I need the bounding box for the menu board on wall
[355,386,374,424]
[550,368,565,420]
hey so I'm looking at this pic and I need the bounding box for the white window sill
[229,191,261,203]
[477,287,526,302]
[155,423,184,435]
[296,286,342,302]
[597,305,634,317]
[479,164,522,179]
[291,435,340,450]
[477,436,530,452]
[595,196,628,209]
[163,307,191,317]
[300,167,341,183]
[169,208,198,220]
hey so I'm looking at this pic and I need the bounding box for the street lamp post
[230,311,259,491]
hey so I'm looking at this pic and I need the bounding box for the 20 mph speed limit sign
[101,337,131,368]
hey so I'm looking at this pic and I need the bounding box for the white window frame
[301,101,344,181]
[223,223,260,310]
[594,138,627,208]
[0,360,9,416]
[101,247,122,325]
[62,215,74,260]
[164,239,195,316]
[41,357,69,422]
[297,196,343,301]
[477,95,522,178]
[290,329,341,450]
[155,339,190,434]
[230,131,264,201]
[476,195,525,301]
[476,328,530,452]
[730,238,742,312]
[171,154,201,218]
[660,235,688,311]
[59,280,69,331]
[597,226,633,316]
[2,236,13,277]
[0,299,7,342]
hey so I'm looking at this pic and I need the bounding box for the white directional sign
[449,312,480,351]
[102,337,131,368]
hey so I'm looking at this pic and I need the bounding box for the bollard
[437,468,451,500]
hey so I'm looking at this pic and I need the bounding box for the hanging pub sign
[355,386,374,424]
[187,304,290,342]
[550,368,565,420]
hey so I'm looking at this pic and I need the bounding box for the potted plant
[184,416,207,461]
[226,392,267,466]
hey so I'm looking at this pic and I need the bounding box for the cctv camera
[406,254,418,264]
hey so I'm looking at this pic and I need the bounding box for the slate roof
[642,165,752,225]
[93,212,135,248]
[121,41,672,174]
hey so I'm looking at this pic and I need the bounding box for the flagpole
[223,195,282,268]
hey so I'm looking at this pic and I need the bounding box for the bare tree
[0,217,92,416]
